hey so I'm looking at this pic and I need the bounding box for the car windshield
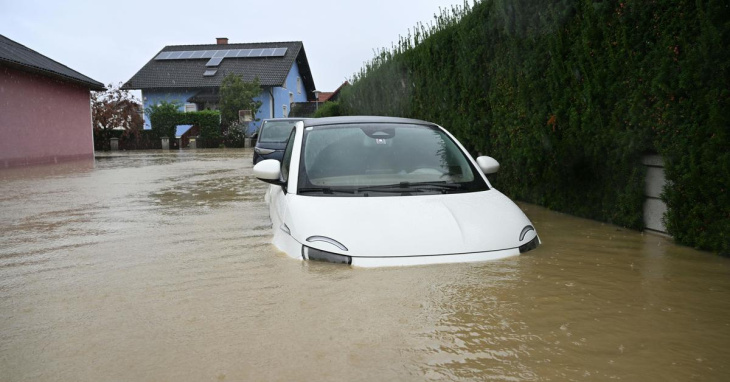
[259,121,298,143]
[297,123,488,196]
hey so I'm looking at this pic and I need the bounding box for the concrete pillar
[110,137,119,151]
[189,137,197,149]
[642,155,668,234]
[161,137,170,150]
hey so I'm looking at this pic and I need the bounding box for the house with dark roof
[123,38,316,130]
[0,34,105,168]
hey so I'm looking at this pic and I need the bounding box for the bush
[146,102,222,147]
[146,101,181,140]
[314,101,342,118]
[185,110,221,140]
[222,121,247,148]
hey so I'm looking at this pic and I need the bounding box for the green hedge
[185,110,221,139]
[147,102,221,141]
[340,0,729,255]
[313,101,342,118]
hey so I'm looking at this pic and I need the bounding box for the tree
[219,74,262,128]
[91,83,144,149]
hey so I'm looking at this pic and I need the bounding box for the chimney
[216,37,228,45]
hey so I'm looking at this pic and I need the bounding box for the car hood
[284,189,536,257]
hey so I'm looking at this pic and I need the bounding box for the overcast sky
[2,0,467,96]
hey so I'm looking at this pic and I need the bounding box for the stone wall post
[161,137,170,150]
[110,137,119,151]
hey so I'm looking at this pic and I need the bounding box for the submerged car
[252,116,540,267]
[253,118,308,165]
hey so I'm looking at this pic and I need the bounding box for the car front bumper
[272,224,540,268]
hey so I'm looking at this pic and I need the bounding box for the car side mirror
[476,156,500,174]
[253,159,285,185]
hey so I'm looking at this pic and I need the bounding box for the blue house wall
[142,62,309,131]
[254,63,308,126]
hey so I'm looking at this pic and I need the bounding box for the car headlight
[302,246,352,265]
[519,235,540,253]
[518,225,540,253]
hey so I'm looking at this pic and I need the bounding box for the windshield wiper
[357,181,463,195]
[356,184,423,193]
[297,187,356,195]
[404,181,463,190]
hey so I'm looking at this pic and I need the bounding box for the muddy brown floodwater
[1,149,728,382]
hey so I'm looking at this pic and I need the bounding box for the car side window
[280,128,297,184]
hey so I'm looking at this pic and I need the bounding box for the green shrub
[184,110,221,139]
[223,121,247,148]
[146,101,181,140]
[314,101,342,118]
[146,102,222,147]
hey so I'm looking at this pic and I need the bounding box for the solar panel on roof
[154,47,287,61]
[203,69,217,77]
[206,57,224,67]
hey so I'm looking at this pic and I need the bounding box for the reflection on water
[0,149,728,382]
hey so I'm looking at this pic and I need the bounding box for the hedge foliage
[147,101,222,141]
[339,0,729,255]
[313,101,342,118]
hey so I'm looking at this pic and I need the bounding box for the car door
[270,128,297,234]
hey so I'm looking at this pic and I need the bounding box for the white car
[253,116,540,267]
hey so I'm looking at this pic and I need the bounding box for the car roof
[303,116,438,128]
[262,118,310,123]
